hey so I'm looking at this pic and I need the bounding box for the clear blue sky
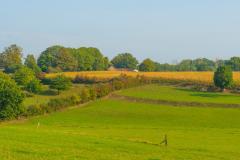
[0,0,240,63]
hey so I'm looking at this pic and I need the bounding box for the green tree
[37,45,64,72]
[111,53,138,69]
[73,47,108,71]
[49,75,72,94]
[193,58,216,71]
[227,57,240,71]
[25,79,42,93]
[13,66,36,87]
[55,48,77,71]
[214,66,233,91]
[139,58,156,72]
[155,63,176,71]
[24,54,41,75]
[177,59,196,71]
[0,72,24,120]
[0,44,23,73]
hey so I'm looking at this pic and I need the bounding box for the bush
[49,75,72,94]
[0,72,25,120]
[25,79,42,93]
[89,86,97,100]
[214,65,233,91]
[26,104,44,116]
[96,83,112,98]
[80,87,90,103]
[111,79,124,90]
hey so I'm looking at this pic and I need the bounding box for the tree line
[1,44,240,73]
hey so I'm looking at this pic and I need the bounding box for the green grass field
[1,85,240,160]
[117,84,240,104]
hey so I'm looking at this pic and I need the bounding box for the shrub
[96,83,112,98]
[0,72,25,120]
[25,79,42,93]
[80,87,90,103]
[89,86,97,100]
[13,66,36,86]
[26,104,43,116]
[111,79,124,90]
[69,95,81,105]
[214,65,233,91]
[49,75,72,94]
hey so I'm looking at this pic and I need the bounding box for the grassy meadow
[1,85,240,159]
[117,84,240,104]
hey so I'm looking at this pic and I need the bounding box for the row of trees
[1,44,240,73]
[139,57,240,72]
[37,46,110,72]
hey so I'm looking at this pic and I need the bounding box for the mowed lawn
[0,85,240,159]
[117,84,240,104]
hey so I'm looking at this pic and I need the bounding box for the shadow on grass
[175,88,236,98]
[39,89,58,96]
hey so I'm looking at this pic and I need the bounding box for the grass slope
[117,84,240,104]
[23,84,84,107]
[0,96,240,159]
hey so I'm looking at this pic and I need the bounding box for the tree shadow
[39,89,58,96]
[175,88,234,98]
[190,93,224,98]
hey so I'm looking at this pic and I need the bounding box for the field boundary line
[110,94,240,109]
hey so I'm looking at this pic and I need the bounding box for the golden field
[45,71,240,84]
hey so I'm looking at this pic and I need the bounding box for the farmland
[1,85,240,159]
[46,71,240,84]
[116,84,240,104]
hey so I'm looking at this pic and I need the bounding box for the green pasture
[117,84,240,104]
[0,85,240,159]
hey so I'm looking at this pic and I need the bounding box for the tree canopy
[37,46,109,72]
[111,53,138,69]
[139,58,156,72]
[0,44,23,73]
[24,54,41,75]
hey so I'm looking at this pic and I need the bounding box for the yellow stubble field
[45,71,240,85]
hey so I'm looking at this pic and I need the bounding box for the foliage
[80,87,90,103]
[111,53,138,69]
[214,65,233,90]
[226,57,240,71]
[24,54,41,75]
[13,66,36,86]
[0,72,24,120]
[193,58,216,71]
[37,45,64,72]
[37,46,109,72]
[0,44,23,73]
[55,48,78,71]
[49,75,72,94]
[139,58,156,71]
[25,79,42,93]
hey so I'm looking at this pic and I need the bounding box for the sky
[0,0,240,63]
